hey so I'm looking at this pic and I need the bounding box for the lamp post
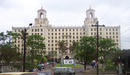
[22,23,32,72]
[22,28,27,72]
[96,21,99,75]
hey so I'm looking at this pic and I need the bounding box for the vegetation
[0,30,122,72]
[56,64,83,68]
[74,36,97,70]
[58,40,68,66]
[0,31,22,70]
[26,35,46,68]
[73,36,121,71]
[47,51,57,62]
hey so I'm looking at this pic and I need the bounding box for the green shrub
[105,64,116,71]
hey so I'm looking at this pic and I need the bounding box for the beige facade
[12,7,120,58]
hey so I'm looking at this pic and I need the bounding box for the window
[109,32,111,35]
[100,32,102,35]
[116,40,118,42]
[100,28,102,31]
[91,28,93,31]
[55,37,57,39]
[77,36,78,39]
[110,36,111,38]
[113,36,115,38]
[113,32,115,35]
[73,36,75,39]
[18,29,20,32]
[113,29,114,31]
[80,33,82,35]
[116,32,118,35]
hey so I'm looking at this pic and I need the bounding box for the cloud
[0,0,130,49]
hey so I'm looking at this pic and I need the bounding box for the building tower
[84,7,98,26]
[35,7,49,27]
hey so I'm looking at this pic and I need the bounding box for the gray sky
[0,0,130,49]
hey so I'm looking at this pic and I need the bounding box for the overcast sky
[0,0,130,49]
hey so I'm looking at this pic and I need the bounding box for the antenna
[89,5,92,9]
[41,0,43,8]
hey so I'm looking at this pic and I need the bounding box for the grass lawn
[56,64,83,68]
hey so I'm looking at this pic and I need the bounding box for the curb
[82,71,117,74]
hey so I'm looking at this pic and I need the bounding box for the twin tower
[34,7,98,27]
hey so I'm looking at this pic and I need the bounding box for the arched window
[90,12,93,18]
[40,13,44,18]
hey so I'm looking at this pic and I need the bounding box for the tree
[0,31,22,66]
[0,44,20,65]
[26,34,45,68]
[75,36,97,70]
[98,38,117,70]
[69,41,78,58]
[47,51,57,62]
[58,40,68,66]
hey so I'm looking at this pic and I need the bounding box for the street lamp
[92,21,105,75]
[22,23,32,72]
[23,28,27,72]
[96,21,99,75]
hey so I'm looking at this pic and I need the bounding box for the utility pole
[96,21,99,75]
[23,29,27,72]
